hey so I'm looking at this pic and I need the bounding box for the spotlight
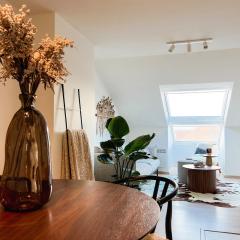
[166,38,212,53]
[187,42,191,53]
[203,41,208,49]
[168,44,175,53]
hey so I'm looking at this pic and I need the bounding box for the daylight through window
[160,84,232,142]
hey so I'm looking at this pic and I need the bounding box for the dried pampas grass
[0,4,73,94]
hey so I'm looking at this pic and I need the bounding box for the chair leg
[150,225,157,233]
[165,201,173,240]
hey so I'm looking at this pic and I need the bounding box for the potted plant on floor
[97,116,156,180]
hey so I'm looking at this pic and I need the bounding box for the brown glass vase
[0,94,52,211]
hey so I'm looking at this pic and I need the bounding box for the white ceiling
[96,49,240,128]
[6,0,240,58]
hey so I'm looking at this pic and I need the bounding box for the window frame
[160,82,233,143]
[170,124,223,143]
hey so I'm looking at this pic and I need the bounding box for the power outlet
[156,149,166,154]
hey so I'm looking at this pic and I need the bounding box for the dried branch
[0,4,73,94]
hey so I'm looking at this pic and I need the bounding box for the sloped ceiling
[96,49,240,128]
[5,0,240,58]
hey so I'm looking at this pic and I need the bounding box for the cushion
[194,143,213,154]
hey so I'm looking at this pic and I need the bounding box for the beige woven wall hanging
[96,97,115,136]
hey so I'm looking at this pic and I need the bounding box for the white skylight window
[166,90,227,117]
[172,125,221,142]
[160,82,233,142]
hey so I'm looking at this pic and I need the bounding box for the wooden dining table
[0,180,160,240]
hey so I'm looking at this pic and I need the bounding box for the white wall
[33,12,55,154]
[95,75,112,146]
[94,75,121,181]
[53,14,96,178]
[95,73,121,146]
[95,75,110,103]
[225,127,240,176]
[169,142,197,165]
[168,141,222,171]
[97,49,240,128]
[126,126,168,172]
[96,49,240,176]
[0,12,55,174]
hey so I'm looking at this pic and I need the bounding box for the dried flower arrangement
[96,96,115,136]
[0,4,73,95]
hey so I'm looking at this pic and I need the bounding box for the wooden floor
[156,201,240,240]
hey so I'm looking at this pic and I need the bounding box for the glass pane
[167,91,227,117]
[173,125,221,142]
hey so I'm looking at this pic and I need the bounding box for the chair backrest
[115,175,178,206]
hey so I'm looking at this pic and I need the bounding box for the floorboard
[156,201,240,240]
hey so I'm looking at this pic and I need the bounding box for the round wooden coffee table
[183,164,221,193]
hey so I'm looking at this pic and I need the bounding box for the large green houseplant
[97,116,156,180]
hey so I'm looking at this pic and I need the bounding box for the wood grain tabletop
[183,164,221,171]
[0,180,160,240]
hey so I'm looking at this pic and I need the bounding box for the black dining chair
[115,175,178,240]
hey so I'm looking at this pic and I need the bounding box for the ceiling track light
[203,41,208,50]
[187,42,191,53]
[166,38,213,53]
[168,44,175,53]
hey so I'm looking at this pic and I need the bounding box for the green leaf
[107,116,130,139]
[111,138,125,147]
[100,140,116,152]
[129,151,151,161]
[105,118,113,129]
[124,134,155,155]
[131,171,141,177]
[97,153,114,164]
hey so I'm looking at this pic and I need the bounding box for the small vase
[205,148,213,167]
[205,156,213,167]
[0,94,52,211]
